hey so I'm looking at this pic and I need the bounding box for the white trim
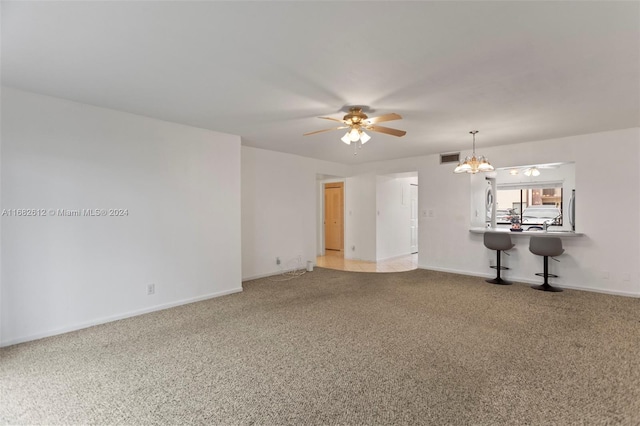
[547,284,639,298]
[497,180,563,190]
[417,266,639,298]
[317,177,347,257]
[377,252,415,262]
[418,265,494,279]
[243,267,306,282]
[0,287,243,348]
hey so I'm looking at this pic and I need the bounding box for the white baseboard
[243,267,306,282]
[1,287,243,348]
[243,271,280,281]
[544,284,639,298]
[418,265,494,279]
[417,265,639,298]
[376,252,414,262]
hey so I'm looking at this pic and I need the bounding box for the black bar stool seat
[483,232,515,285]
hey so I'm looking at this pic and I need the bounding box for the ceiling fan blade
[366,125,406,137]
[365,113,402,125]
[318,116,347,124]
[303,126,348,136]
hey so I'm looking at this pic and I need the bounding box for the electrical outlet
[276,257,281,265]
[147,283,155,295]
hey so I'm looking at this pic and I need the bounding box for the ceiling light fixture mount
[454,130,494,174]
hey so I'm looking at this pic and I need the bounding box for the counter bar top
[470,227,584,237]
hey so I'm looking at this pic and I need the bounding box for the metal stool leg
[531,256,563,292]
[486,249,512,285]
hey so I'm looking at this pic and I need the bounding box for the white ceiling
[2,1,639,165]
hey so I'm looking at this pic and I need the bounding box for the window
[496,184,563,226]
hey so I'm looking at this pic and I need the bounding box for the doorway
[324,182,344,252]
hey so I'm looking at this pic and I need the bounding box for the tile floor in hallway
[316,251,418,273]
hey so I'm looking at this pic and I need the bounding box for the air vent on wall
[440,152,460,164]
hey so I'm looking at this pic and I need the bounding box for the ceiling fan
[303,107,406,154]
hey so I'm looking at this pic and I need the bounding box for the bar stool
[529,236,564,292]
[483,232,515,285]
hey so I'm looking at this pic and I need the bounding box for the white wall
[3,89,637,347]
[376,175,417,260]
[1,88,242,346]
[344,173,377,261]
[354,127,640,297]
[241,146,347,280]
[0,85,3,342]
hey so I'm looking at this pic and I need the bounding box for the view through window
[496,186,563,227]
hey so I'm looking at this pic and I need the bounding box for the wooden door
[324,182,344,251]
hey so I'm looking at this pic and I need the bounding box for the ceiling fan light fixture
[453,131,494,174]
[303,107,405,155]
[348,128,361,142]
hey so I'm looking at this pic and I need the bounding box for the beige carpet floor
[1,268,639,425]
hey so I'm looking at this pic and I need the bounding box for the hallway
[316,251,418,273]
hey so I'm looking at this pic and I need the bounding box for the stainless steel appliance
[569,189,576,231]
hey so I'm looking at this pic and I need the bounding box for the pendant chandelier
[454,130,494,174]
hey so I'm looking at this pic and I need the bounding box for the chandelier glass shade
[524,167,540,177]
[341,128,370,145]
[341,126,371,155]
[454,130,494,174]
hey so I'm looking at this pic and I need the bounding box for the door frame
[318,178,345,256]
[324,181,344,252]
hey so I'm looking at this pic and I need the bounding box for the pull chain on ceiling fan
[304,107,406,155]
